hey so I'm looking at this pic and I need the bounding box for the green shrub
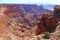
[43,32,50,39]
[37,36,41,40]
[57,32,60,37]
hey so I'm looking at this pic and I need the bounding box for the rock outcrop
[36,14,57,35]
[53,5,60,21]
[36,5,60,35]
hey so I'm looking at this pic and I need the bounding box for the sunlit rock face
[0,5,7,18]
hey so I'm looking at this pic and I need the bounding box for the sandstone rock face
[0,4,42,40]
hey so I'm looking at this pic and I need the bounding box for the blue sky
[0,0,60,5]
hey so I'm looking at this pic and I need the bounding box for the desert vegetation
[43,32,50,39]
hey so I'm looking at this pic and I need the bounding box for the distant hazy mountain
[4,4,51,14]
[42,4,55,11]
[39,5,51,12]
